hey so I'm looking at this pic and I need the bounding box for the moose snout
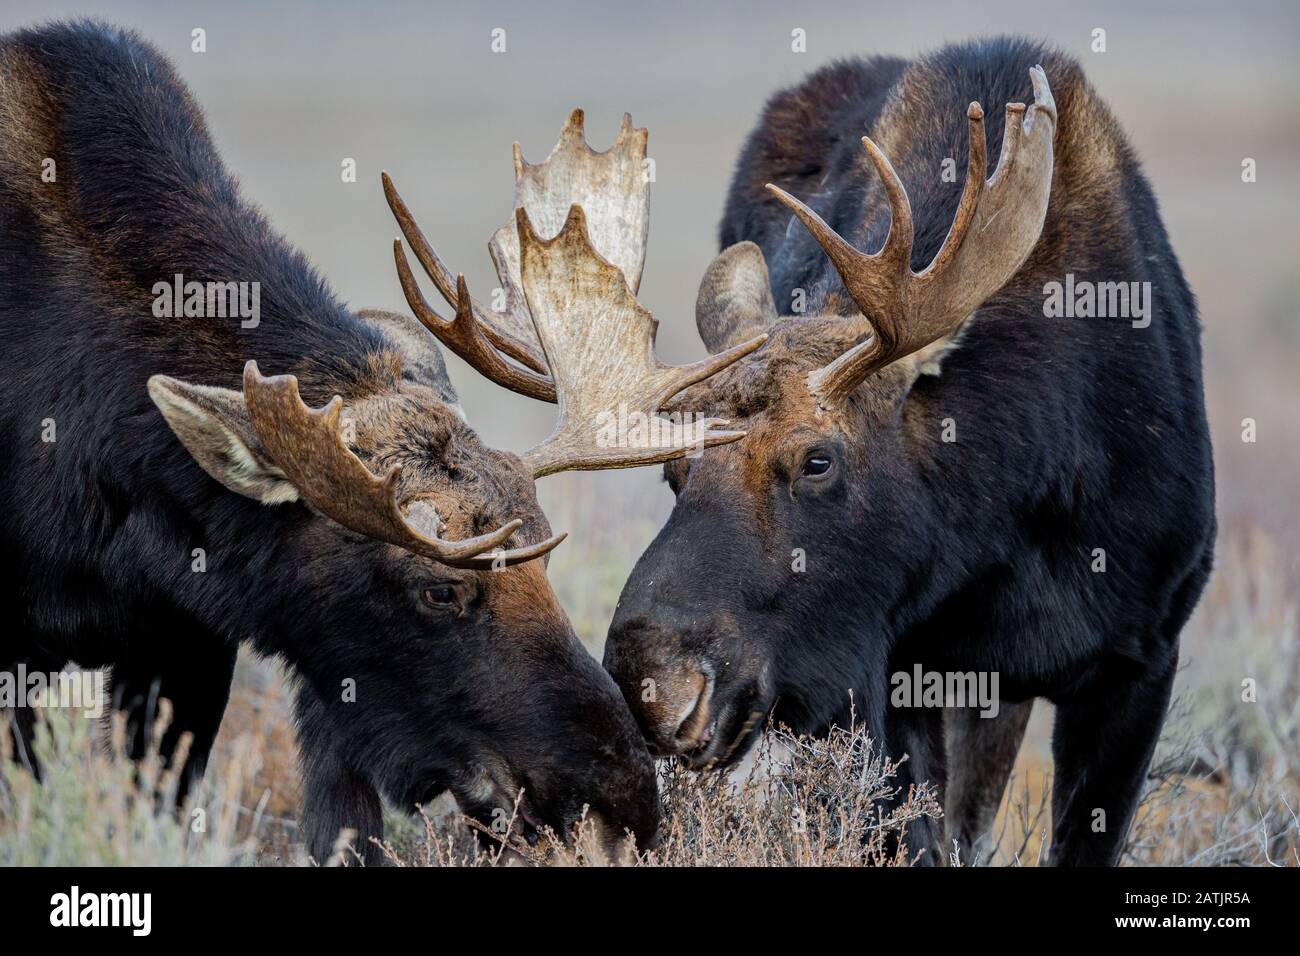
[530,643,663,851]
[603,621,719,756]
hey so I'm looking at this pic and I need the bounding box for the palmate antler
[514,206,766,477]
[242,362,564,569]
[385,109,766,479]
[383,174,553,399]
[381,108,653,403]
[767,66,1057,410]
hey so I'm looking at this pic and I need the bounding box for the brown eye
[801,455,833,478]
[420,585,458,610]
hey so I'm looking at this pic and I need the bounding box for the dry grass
[369,717,941,867]
[2,522,1295,867]
[0,704,272,866]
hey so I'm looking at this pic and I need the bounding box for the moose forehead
[667,311,922,508]
[344,386,540,537]
[674,315,861,422]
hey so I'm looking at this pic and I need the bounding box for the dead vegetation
[2,528,1296,867]
[370,718,941,867]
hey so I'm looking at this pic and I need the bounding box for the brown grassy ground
[2,514,1295,867]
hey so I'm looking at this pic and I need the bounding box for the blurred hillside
[4,1,1295,611]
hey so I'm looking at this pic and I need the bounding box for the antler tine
[781,66,1056,410]
[242,361,564,568]
[391,240,557,402]
[382,172,549,376]
[515,205,766,479]
[764,183,874,296]
[859,134,915,273]
[923,102,989,279]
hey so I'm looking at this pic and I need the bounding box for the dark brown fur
[0,20,657,864]
[609,38,1214,866]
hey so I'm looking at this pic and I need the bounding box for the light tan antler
[490,109,651,300]
[382,108,652,403]
[766,66,1056,410]
[242,361,564,568]
[515,206,767,478]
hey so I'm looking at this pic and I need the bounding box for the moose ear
[900,321,975,384]
[147,375,300,504]
[695,241,779,353]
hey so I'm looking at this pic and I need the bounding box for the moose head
[603,69,1057,768]
[147,111,761,860]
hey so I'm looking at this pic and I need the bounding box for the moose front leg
[3,648,69,781]
[1048,655,1177,866]
[5,682,42,779]
[109,637,237,806]
[294,686,384,866]
[883,703,947,865]
[943,699,1033,865]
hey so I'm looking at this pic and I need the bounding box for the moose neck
[6,22,386,403]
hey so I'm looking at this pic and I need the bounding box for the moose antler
[489,108,651,301]
[766,65,1057,410]
[242,361,565,568]
[383,173,554,400]
[515,206,767,478]
[382,108,652,403]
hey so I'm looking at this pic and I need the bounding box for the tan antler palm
[514,206,766,478]
[490,109,651,301]
[381,108,652,403]
[242,362,564,568]
[766,65,1057,410]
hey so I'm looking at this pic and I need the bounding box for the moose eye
[420,585,459,611]
[801,455,833,478]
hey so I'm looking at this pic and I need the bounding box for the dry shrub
[644,721,941,866]
[372,716,941,867]
[0,704,266,866]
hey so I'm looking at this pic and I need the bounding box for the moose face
[605,319,914,766]
[143,102,769,850]
[149,365,659,849]
[605,68,1057,768]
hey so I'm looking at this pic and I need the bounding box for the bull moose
[602,39,1216,865]
[0,20,757,863]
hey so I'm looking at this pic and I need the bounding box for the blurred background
[2,0,1296,864]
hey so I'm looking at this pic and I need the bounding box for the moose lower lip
[686,696,768,770]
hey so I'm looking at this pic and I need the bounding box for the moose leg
[943,699,1033,865]
[884,704,947,865]
[1047,655,1177,866]
[4,648,77,781]
[294,685,384,866]
[5,683,42,779]
[110,638,237,805]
